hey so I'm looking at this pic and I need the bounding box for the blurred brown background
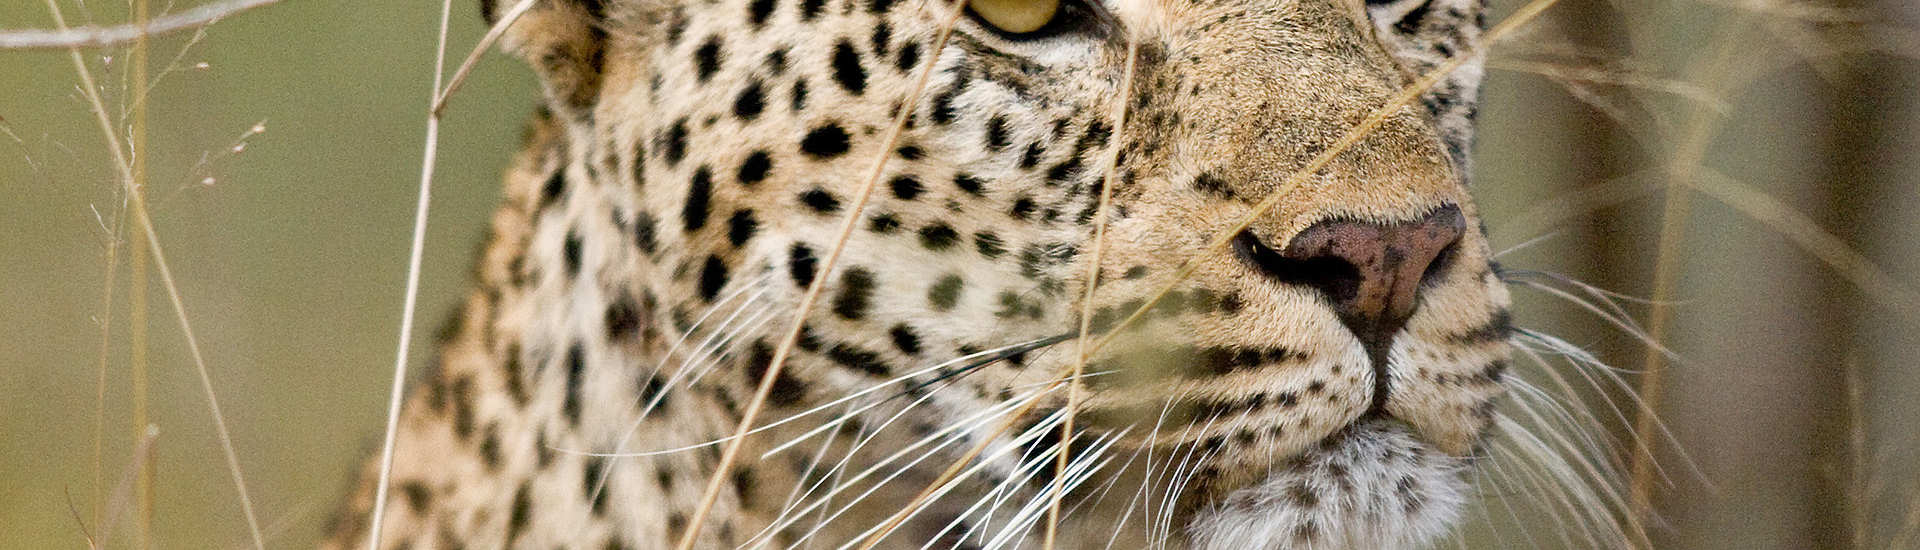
[2,0,1917,548]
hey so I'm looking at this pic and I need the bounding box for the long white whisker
[759,387,1059,549]
[581,275,774,502]
[824,409,1070,550]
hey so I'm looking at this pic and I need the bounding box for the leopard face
[330,0,1513,547]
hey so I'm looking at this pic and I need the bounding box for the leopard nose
[1234,204,1465,342]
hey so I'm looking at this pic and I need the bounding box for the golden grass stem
[130,0,155,544]
[1624,19,1752,537]
[44,1,267,548]
[0,0,281,50]
[1045,37,1139,550]
[366,0,457,547]
[432,0,538,116]
[673,3,972,548]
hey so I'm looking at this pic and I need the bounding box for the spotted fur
[323,0,1514,546]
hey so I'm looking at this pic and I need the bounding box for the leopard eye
[969,0,1062,35]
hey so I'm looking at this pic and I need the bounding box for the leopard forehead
[445,0,1508,546]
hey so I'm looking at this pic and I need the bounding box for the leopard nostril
[1234,204,1465,343]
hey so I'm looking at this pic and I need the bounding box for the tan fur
[325,0,1511,547]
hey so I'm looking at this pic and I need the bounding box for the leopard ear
[483,0,609,113]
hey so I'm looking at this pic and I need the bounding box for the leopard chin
[1185,420,1468,550]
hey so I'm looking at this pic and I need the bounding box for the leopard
[321,0,1544,546]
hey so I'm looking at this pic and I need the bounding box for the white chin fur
[1186,421,1467,550]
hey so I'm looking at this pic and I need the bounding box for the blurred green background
[3,0,1918,548]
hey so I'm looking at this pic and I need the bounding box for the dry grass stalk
[365,0,458,547]
[0,0,280,50]
[42,1,267,548]
[1045,36,1140,550]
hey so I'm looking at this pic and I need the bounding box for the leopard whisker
[1101,396,1180,550]
[775,402,855,529]
[564,301,775,454]
[1482,436,1586,549]
[1505,374,1611,465]
[755,386,1060,549]
[1494,411,1639,547]
[681,304,781,386]
[1514,328,1705,487]
[820,408,1070,550]
[930,427,1123,549]
[1506,276,1684,366]
[979,431,1122,549]
[1064,423,1151,519]
[759,388,998,550]
[586,273,773,453]
[1165,411,1233,544]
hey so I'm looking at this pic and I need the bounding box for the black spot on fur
[918,223,960,251]
[831,40,868,95]
[542,172,566,204]
[1449,309,1513,345]
[870,23,892,56]
[734,80,767,120]
[868,0,897,13]
[563,230,583,274]
[1020,143,1045,169]
[826,342,892,376]
[1009,197,1037,220]
[889,175,924,200]
[831,267,877,319]
[791,79,810,111]
[450,375,475,439]
[506,484,532,543]
[801,124,852,157]
[401,480,432,514]
[789,243,818,287]
[985,115,1011,149]
[564,344,586,424]
[800,0,825,20]
[694,36,725,82]
[682,166,714,232]
[661,118,689,165]
[974,232,1006,258]
[929,86,961,125]
[954,173,985,195]
[765,48,789,73]
[928,274,964,311]
[698,255,729,302]
[1192,172,1234,198]
[502,348,530,406]
[727,209,759,247]
[1045,158,1082,186]
[869,213,902,233]
[633,210,659,255]
[749,0,777,26]
[895,42,920,72]
[737,150,773,185]
[799,188,842,213]
[640,374,669,408]
[746,340,810,406]
[585,457,611,516]
[605,294,641,338]
[888,324,923,356]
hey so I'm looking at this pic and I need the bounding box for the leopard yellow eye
[970,0,1061,34]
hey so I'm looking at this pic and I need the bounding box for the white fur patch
[1186,421,1467,550]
